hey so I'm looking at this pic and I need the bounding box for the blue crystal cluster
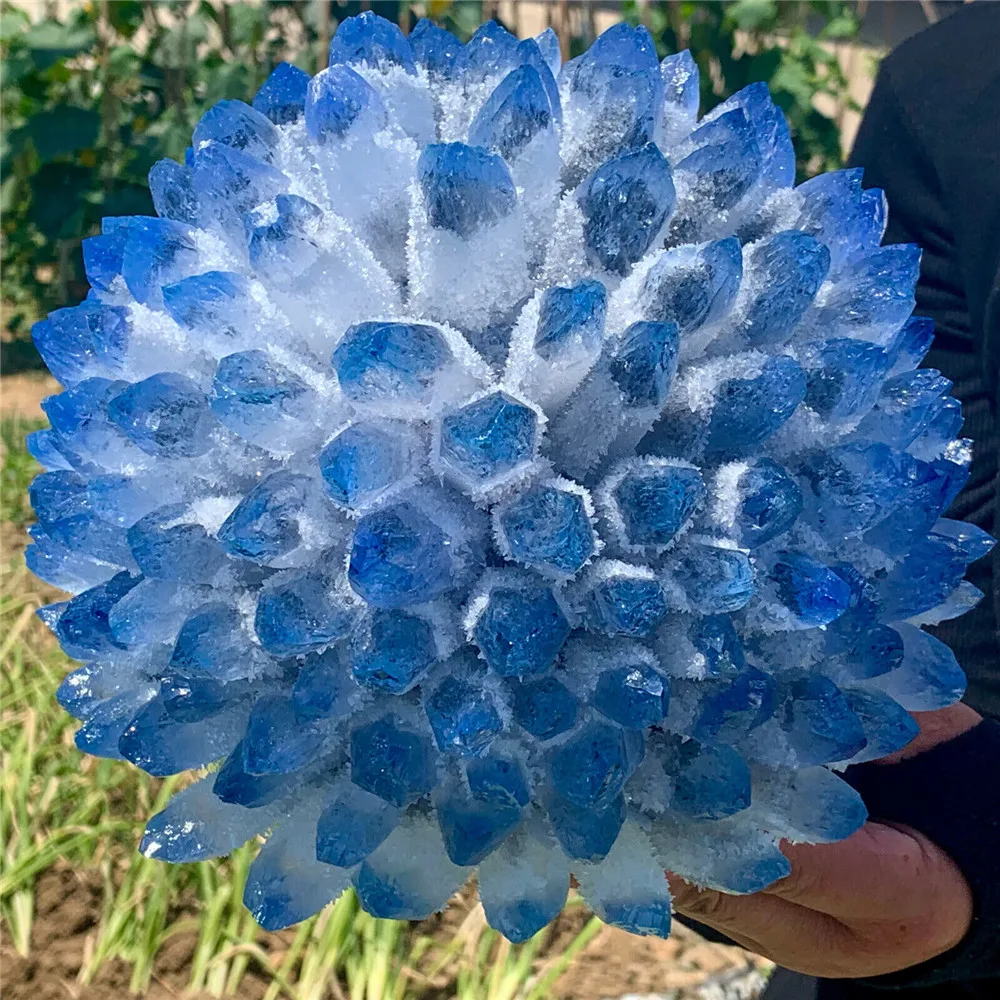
[29,13,994,943]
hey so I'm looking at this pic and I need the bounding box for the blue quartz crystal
[351,610,437,692]
[706,356,807,457]
[418,143,517,239]
[107,373,216,458]
[28,11,990,945]
[578,143,676,275]
[608,320,680,409]
[334,321,452,403]
[319,423,409,509]
[534,280,607,359]
[499,485,595,577]
[592,660,670,729]
[613,464,706,547]
[328,10,415,73]
[425,671,503,756]
[510,676,579,740]
[439,392,538,483]
[472,584,570,676]
[305,65,388,141]
[734,459,802,545]
[252,62,310,125]
[350,715,435,807]
[349,502,454,608]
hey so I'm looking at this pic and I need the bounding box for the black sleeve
[844,720,1000,989]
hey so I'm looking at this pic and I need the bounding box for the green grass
[0,417,604,998]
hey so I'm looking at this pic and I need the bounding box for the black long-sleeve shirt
[708,7,1000,998]
[815,4,1000,996]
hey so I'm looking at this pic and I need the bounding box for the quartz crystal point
[29,11,992,942]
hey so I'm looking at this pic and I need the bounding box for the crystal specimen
[30,11,992,941]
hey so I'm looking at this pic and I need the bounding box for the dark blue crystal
[547,791,625,861]
[583,576,668,637]
[319,423,408,509]
[613,464,705,547]
[418,143,517,239]
[439,392,538,483]
[351,610,437,692]
[777,675,867,765]
[243,695,329,775]
[128,503,228,583]
[534,279,607,359]
[510,676,579,740]
[593,660,670,729]
[735,458,802,545]
[468,65,553,161]
[578,143,675,276]
[693,667,777,742]
[333,320,452,403]
[252,61,310,125]
[608,321,680,409]
[316,783,400,867]
[473,584,570,676]
[291,648,355,720]
[350,715,435,807]
[499,485,595,577]
[801,337,890,421]
[193,99,278,162]
[305,65,387,142]
[425,673,503,757]
[653,733,751,820]
[213,741,288,807]
[437,788,522,865]
[673,545,755,614]
[691,615,746,678]
[349,502,454,608]
[163,271,250,333]
[254,570,357,657]
[466,755,530,808]
[218,472,310,561]
[770,552,851,626]
[408,18,461,77]
[550,720,634,808]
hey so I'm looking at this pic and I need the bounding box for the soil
[1,867,766,1000]
[0,371,58,420]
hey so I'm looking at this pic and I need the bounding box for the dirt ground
[0,371,58,419]
[1,867,767,1000]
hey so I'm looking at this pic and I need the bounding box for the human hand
[667,704,981,978]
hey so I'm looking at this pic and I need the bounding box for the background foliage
[0,0,861,354]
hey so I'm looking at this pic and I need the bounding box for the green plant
[627,0,862,179]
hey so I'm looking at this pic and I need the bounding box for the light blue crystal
[74,687,156,759]
[641,238,742,336]
[192,141,287,221]
[26,429,71,471]
[254,569,358,657]
[317,782,401,867]
[306,64,388,142]
[673,544,755,614]
[88,473,159,527]
[841,689,918,762]
[328,11,414,73]
[170,603,263,682]
[736,231,830,346]
[81,222,128,295]
[705,356,807,457]
[409,18,461,78]
[499,484,595,578]
[108,579,211,648]
[425,670,503,757]
[691,615,746,679]
[550,720,638,808]
[460,20,520,80]
[823,624,904,685]
[608,320,680,409]
[418,143,517,239]
[534,279,607,359]
[593,659,670,729]
[769,552,851,627]
[212,349,310,436]
[33,301,128,383]
[878,535,969,620]
[469,65,554,162]
[734,458,802,545]
[160,673,236,724]
[350,714,435,807]
[351,610,437,692]
[149,158,200,226]
[578,143,675,276]
[163,271,252,334]
[887,315,934,373]
[857,369,953,450]
[515,39,561,124]
[349,502,454,608]
[931,518,996,563]
[660,50,699,118]
[292,648,355,720]
[583,576,667,637]
[613,464,705,548]
[253,61,310,124]
[675,110,762,214]
[334,321,452,403]
[440,392,537,483]
[246,194,323,270]
[218,471,311,561]
[510,676,579,740]
[107,372,215,458]
[52,571,137,659]
[120,218,201,308]
[473,584,569,677]
[193,99,278,163]
[243,695,332,775]
[118,695,248,776]
[128,503,228,583]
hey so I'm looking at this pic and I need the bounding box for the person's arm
[668,707,984,981]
